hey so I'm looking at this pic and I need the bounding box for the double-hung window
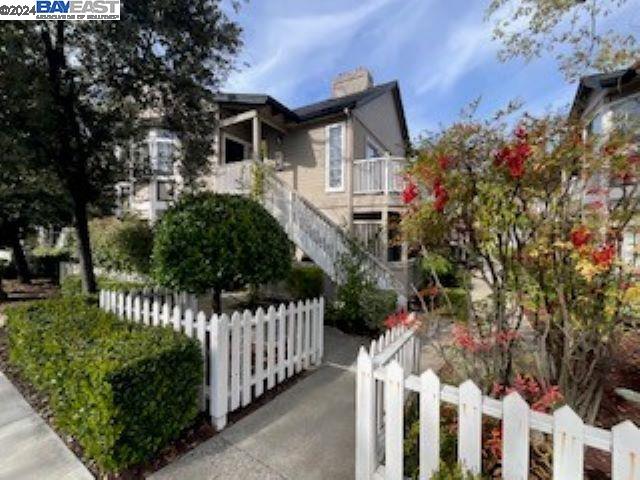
[325,123,345,192]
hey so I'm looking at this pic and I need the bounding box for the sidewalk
[150,327,367,480]
[0,371,93,480]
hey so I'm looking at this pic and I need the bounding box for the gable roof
[214,81,409,141]
[570,65,639,119]
[213,92,299,122]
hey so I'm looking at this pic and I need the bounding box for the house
[116,68,416,294]
[570,60,640,266]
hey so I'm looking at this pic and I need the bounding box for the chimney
[331,67,374,98]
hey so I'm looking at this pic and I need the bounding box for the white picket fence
[99,289,324,430]
[356,330,640,480]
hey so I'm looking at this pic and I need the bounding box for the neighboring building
[570,60,640,266]
[116,68,415,293]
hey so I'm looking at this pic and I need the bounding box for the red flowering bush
[402,113,640,421]
[383,310,419,329]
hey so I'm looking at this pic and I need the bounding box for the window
[325,123,344,191]
[365,137,383,159]
[622,229,640,268]
[157,180,174,202]
[155,141,175,174]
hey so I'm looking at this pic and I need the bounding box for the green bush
[286,265,324,299]
[328,245,397,335]
[60,274,149,298]
[152,193,292,312]
[6,297,201,472]
[90,215,154,275]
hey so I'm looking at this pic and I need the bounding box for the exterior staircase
[213,161,408,303]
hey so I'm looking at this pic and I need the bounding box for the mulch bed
[0,301,310,480]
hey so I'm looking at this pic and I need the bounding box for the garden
[395,112,640,479]
[0,192,334,478]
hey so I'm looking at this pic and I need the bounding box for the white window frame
[222,132,251,164]
[325,122,346,193]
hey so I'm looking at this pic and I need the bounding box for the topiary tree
[90,215,154,275]
[152,193,292,313]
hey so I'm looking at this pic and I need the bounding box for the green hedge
[60,274,149,298]
[6,297,201,472]
[286,265,324,299]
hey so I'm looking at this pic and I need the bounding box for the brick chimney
[331,67,374,98]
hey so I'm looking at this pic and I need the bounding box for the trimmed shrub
[286,265,324,299]
[6,297,201,472]
[90,215,154,275]
[152,192,292,312]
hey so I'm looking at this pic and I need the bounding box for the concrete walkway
[151,326,448,480]
[0,372,92,480]
[151,327,368,480]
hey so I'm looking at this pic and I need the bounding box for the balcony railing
[353,156,406,194]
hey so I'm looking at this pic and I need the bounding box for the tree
[90,216,155,276]
[0,50,72,284]
[152,193,292,313]
[402,112,640,421]
[0,3,242,293]
[487,0,639,80]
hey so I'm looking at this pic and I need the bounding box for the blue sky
[222,0,639,138]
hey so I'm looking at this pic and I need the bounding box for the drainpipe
[345,107,354,234]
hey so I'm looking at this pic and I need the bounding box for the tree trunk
[8,223,31,284]
[212,288,222,314]
[72,197,96,294]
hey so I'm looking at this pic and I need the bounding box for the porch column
[381,207,389,262]
[252,114,262,162]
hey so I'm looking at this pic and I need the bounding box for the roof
[214,81,409,141]
[570,65,639,119]
[213,93,299,122]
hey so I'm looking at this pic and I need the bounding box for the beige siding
[353,91,405,157]
[279,117,352,226]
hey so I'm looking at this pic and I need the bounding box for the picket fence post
[241,310,252,407]
[287,302,296,378]
[420,370,440,480]
[612,421,640,480]
[553,406,584,479]
[210,313,229,430]
[267,306,276,390]
[277,304,287,382]
[502,392,530,480]
[355,348,376,480]
[458,380,482,475]
[230,312,241,411]
[385,361,404,480]
[255,308,265,397]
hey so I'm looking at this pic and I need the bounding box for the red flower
[438,155,451,170]
[383,311,415,329]
[402,180,419,204]
[592,244,616,267]
[433,178,448,212]
[570,226,591,248]
[493,142,531,179]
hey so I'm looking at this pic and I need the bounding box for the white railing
[356,342,640,480]
[214,159,253,194]
[99,289,324,430]
[353,157,406,194]
[262,172,408,301]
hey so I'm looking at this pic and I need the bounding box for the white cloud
[414,19,496,95]
[224,0,395,102]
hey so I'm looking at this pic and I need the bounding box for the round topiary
[152,192,292,312]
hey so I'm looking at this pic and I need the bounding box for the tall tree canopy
[487,0,639,80]
[0,2,242,292]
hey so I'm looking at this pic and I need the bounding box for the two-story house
[116,68,415,295]
[570,59,640,266]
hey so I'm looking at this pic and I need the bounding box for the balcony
[353,156,406,194]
